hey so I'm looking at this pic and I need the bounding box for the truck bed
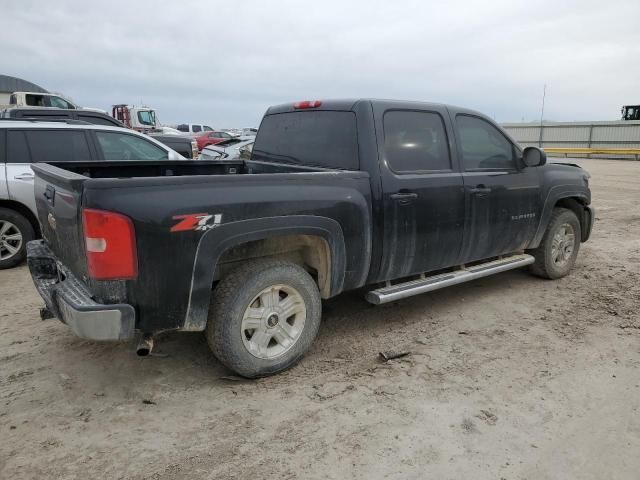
[38,158,332,180]
[30,159,372,334]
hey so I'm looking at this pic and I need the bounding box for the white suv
[175,123,214,135]
[0,120,184,268]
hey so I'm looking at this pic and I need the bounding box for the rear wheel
[0,208,35,269]
[529,207,581,279]
[206,259,322,378]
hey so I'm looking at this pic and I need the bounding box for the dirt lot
[1,158,639,479]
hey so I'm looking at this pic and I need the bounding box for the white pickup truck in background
[0,91,107,114]
[1,91,79,110]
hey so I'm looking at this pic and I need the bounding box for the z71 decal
[171,213,223,232]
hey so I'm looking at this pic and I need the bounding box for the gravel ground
[1,158,639,480]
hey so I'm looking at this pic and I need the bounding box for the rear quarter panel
[83,171,372,333]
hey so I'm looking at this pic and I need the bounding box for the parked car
[194,130,235,150]
[3,91,78,109]
[159,126,183,135]
[176,123,214,135]
[0,119,185,268]
[150,133,198,159]
[241,128,258,136]
[1,91,106,113]
[199,137,254,160]
[1,108,198,159]
[2,107,124,126]
[222,129,242,137]
[25,99,593,378]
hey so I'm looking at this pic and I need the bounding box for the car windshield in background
[137,110,156,126]
[50,96,74,109]
[252,111,359,169]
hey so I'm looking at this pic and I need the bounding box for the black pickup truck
[27,99,593,377]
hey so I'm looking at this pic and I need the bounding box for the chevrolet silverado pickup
[26,99,594,377]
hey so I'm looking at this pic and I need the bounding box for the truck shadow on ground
[44,268,541,395]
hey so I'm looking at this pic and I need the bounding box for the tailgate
[31,163,88,277]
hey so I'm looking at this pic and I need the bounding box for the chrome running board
[366,254,534,305]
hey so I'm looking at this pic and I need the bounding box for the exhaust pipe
[136,333,154,356]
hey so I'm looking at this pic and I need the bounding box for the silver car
[0,120,184,268]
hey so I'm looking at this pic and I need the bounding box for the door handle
[14,173,35,181]
[390,192,418,201]
[469,185,492,195]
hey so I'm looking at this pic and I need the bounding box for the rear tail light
[82,208,137,280]
[293,100,322,109]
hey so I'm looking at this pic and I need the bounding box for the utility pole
[538,84,547,147]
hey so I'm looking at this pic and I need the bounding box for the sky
[1,0,639,127]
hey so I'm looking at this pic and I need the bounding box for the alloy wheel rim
[0,221,23,261]
[241,284,306,360]
[551,223,575,267]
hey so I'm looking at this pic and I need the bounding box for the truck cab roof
[266,98,469,115]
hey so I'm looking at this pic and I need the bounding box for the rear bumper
[582,205,595,242]
[26,240,135,341]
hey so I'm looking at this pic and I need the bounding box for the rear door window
[25,130,92,162]
[383,110,451,172]
[7,131,31,163]
[25,94,46,107]
[95,131,168,160]
[253,111,359,169]
[0,130,6,164]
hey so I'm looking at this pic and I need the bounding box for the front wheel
[529,207,581,279]
[206,259,322,378]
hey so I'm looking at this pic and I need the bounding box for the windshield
[50,96,75,109]
[137,110,156,126]
[623,106,639,120]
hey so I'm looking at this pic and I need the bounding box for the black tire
[0,208,35,270]
[529,207,581,279]
[206,259,322,378]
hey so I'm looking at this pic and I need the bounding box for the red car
[195,131,234,151]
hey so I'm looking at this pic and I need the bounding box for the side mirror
[522,146,547,167]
